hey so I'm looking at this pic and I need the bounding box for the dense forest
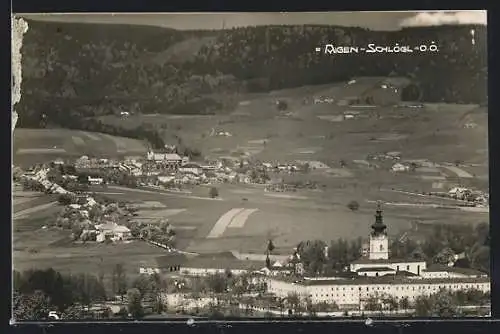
[16,20,487,144]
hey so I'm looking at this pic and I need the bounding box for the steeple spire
[371,201,387,236]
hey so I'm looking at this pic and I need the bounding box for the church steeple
[368,202,389,260]
[371,202,387,236]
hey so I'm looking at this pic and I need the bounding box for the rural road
[107,185,223,201]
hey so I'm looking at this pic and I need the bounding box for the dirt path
[228,208,259,228]
[206,208,245,238]
[380,188,470,204]
[107,186,222,201]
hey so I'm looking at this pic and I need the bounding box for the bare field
[14,237,168,278]
[91,174,489,255]
[16,80,488,263]
[13,129,148,166]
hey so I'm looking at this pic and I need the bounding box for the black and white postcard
[11,10,489,322]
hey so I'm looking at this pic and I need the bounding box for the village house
[448,187,472,200]
[157,175,175,184]
[146,150,183,168]
[391,163,410,172]
[95,222,131,242]
[179,163,203,176]
[88,176,104,185]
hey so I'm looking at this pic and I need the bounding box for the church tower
[369,202,389,260]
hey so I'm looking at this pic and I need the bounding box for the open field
[13,234,169,284]
[13,128,148,167]
[15,78,489,273]
[89,78,488,256]
[87,177,488,255]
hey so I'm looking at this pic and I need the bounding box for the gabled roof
[156,254,188,267]
[181,163,202,168]
[356,267,395,272]
[424,264,487,276]
[165,154,182,160]
[272,276,489,286]
[182,257,263,271]
[351,257,426,265]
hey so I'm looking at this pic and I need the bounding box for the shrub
[58,193,75,206]
[276,100,288,111]
[209,187,219,198]
[347,200,360,212]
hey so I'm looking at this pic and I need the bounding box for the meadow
[13,129,148,167]
[13,77,489,275]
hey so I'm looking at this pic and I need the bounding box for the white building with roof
[266,204,490,310]
[95,222,131,242]
[146,150,183,166]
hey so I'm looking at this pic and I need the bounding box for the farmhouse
[391,163,409,172]
[448,187,472,200]
[88,176,104,185]
[95,223,131,242]
[266,204,490,310]
[179,163,203,176]
[158,175,175,184]
[146,150,183,167]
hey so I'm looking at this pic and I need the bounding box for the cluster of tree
[414,288,490,317]
[194,25,487,103]
[362,288,489,317]
[21,179,46,192]
[272,292,339,317]
[127,220,177,247]
[295,222,489,277]
[17,21,486,135]
[390,222,490,273]
[13,268,107,321]
[296,238,363,275]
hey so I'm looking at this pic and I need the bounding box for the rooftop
[270,276,490,286]
[356,267,395,272]
[155,254,188,267]
[351,257,426,265]
[181,163,202,168]
[155,252,264,271]
[424,264,488,276]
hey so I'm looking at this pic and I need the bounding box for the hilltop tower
[369,202,389,260]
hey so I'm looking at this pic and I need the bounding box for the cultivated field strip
[13,202,58,220]
[227,208,259,228]
[206,208,245,238]
[12,197,40,206]
[135,209,187,219]
[16,148,66,154]
[71,136,85,146]
[442,166,474,178]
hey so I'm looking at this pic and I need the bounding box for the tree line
[295,222,490,276]
[17,21,486,131]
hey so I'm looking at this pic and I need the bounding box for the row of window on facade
[315,283,483,292]
[310,284,485,298]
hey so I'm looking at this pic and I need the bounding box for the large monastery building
[266,204,490,310]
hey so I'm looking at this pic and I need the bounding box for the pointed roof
[371,202,387,235]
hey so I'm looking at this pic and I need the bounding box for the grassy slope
[13,128,148,167]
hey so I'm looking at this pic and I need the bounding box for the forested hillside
[17,20,487,130]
